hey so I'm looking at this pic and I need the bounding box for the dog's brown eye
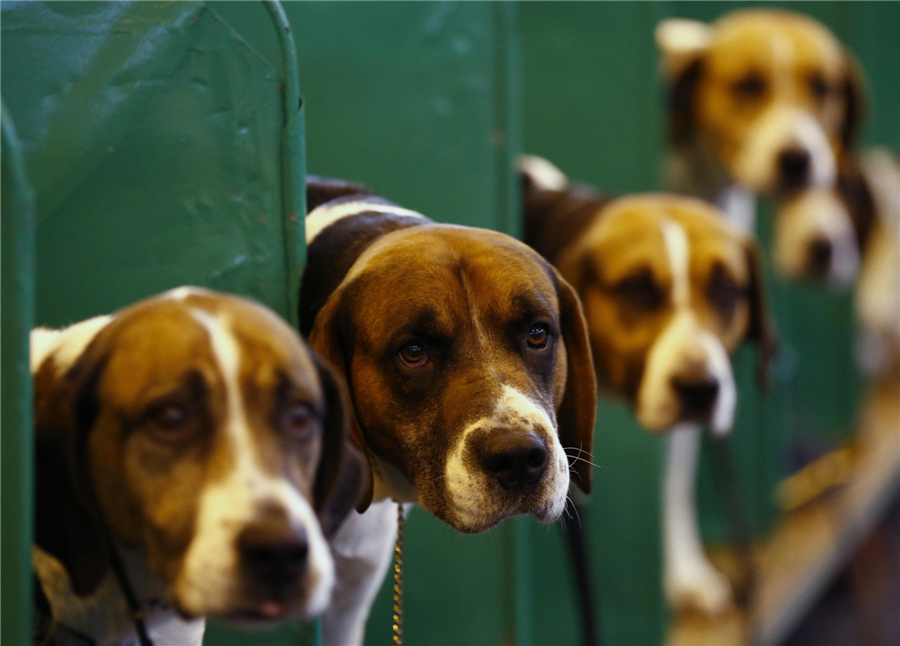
[155,404,187,429]
[732,73,766,100]
[613,272,664,311]
[808,72,830,101]
[526,325,549,349]
[399,344,428,368]
[708,267,746,315]
[287,402,314,436]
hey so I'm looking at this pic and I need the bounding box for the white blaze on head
[444,385,569,531]
[175,309,334,619]
[636,219,737,435]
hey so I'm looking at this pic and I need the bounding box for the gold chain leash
[392,503,405,645]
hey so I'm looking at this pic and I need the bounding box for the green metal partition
[211,3,530,643]
[1,2,308,643]
[521,2,900,644]
[1,102,37,646]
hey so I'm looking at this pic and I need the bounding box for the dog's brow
[392,307,454,341]
[507,293,556,323]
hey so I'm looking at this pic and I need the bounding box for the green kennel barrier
[0,1,309,643]
[209,3,532,643]
[1,101,37,646]
[520,2,900,644]
[4,3,895,646]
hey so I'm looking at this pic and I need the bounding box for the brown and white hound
[32,288,364,645]
[301,177,597,644]
[521,155,773,615]
[657,9,864,235]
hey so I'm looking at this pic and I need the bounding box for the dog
[521,155,773,615]
[31,287,364,646]
[301,176,597,644]
[771,149,899,379]
[657,9,864,232]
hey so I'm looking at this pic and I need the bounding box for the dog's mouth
[440,486,566,534]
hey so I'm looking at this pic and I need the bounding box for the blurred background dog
[522,155,772,614]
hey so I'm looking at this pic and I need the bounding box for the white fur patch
[662,218,690,308]
[663,425,733,614]
[176,309,334,619]
[655,19,712,77]
[163,285,212,301]
[444,385,569,530]
[306,200,425,244]
[519,154,569,191]
[30,315,113,374]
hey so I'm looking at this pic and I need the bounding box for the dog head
[658,9,865,196]
[557,195,773,435]
[307,224,596,533]
[773,150,886,287]
[33,288,364,625]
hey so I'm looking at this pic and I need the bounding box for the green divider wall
[2,3,896,646]
[1,2,309,643]
[1,102,37,646]
[210,4,530,643]
[521,2,899,644]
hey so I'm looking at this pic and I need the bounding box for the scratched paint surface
[1,1,287,325]
[1,2,306,644]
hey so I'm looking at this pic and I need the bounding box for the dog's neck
[370,454,419,505]
[33,542,204,646]
[665,142,758,233]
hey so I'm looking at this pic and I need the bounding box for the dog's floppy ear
[657,19,709,145]
[840,52,868,152]
[33,348,110,597]
[743,239,777,390]
[656,19,711,77]
[311,349,367,537]
[308,294,374,513]
[551,266,598,494]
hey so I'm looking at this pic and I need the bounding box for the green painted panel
[521,2,897,644]
[1,2,309,644]
[1,103,37,646]
[1,1,290,322]
[210,3,527,644]
[519,4,673,644]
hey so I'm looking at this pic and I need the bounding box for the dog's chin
[635,407,677,434]
[171,585,330,627]
[438,493,568,534]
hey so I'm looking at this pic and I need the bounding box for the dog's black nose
[808,237,833,275]
[478,430,548,490]
[672,376,720,417]
[238,520,308,586]
[778,147,811,191]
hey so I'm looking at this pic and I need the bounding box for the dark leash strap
[106,539,154,646]
[563,499,600,646]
